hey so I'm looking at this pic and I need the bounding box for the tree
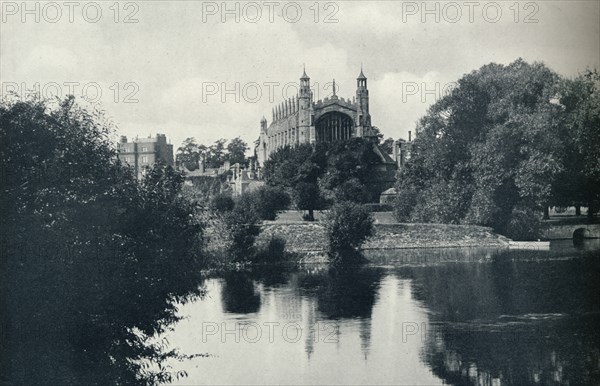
[248,185,291,221]
[176,137,200,170]
[206,138,227,168]
[226,137,249,166]
[393,59,565,238]
[294,181,322,221]
[223,194,261,262]
[321,139,380,202]
[323,201,374,264]
[0,96,205,384]
[380,137,395,154]
[554,70,600,219]
[263,144,326,221]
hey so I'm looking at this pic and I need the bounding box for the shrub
[505,207,543,241]
[255,235,288,263]
[324,202,374,264]
[210,192,235,212]
[223,194,261,262]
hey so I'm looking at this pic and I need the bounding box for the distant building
[228,163,264,197]
[250,66,424,201]
[118,134,174,179]
[392,131,413,170]
[255,67,377,167]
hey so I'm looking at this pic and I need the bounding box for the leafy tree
[223,194,261,262]
[0,96,205,384]
[248,185,291,221]
[553,70,600,219]
[226,136,249,166]
[294,181,322,221]
[263,144,326,221]
[206,138,227,168]
[320,139,380,203]
[263,139,382,216]
[323,202,374,264]
[380,137,395,154]
[394,59,565,238]
[176,137,201,170]
[333,178,370,204]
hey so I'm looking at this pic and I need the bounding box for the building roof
[372,143,396,164]
[301,66,310,80]
[357,67,367,80]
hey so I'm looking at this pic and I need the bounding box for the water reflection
[298,266,383,319]
[162,241,600,385]
[220,271,261,314]
[405,249,600,386]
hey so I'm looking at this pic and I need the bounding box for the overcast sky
[2,1,599,149]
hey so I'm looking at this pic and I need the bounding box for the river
[158,240,600,385]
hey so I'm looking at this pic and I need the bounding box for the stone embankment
[257,221,509,254]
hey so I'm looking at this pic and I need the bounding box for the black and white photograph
[1,1,599,385]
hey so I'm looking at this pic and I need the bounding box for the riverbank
[257,220,510,254]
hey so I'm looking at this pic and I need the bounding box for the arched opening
[573,228,591,248]
[315,112,354,142]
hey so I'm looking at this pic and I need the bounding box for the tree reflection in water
[297,264,384,320]
[220,271,262,314]
[407,252,600,386]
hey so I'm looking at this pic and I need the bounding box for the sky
[1,0,599,151]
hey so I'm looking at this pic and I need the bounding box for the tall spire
[357,66,366,80]
[301,64,309,80]
[332,79,337,96]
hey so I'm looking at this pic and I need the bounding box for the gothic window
[315,112,353,142]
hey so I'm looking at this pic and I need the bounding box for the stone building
[392,131,413,170]
[256,67,378,166]
[118,134,174,179]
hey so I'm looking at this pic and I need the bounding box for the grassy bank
[258,216,509,254]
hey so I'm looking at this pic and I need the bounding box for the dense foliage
[247,185,291,221]
[0,97,206,384]
[176,136,249,170]
[262,139,384,220]
[393,59,599,239]
[221,194,262,262]
[323,202,374,264]
[552,70,600,217]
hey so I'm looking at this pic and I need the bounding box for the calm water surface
[161,241,600,385]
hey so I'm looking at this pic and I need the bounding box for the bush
[255,235,288,263]
[505,207,543,241]
[223,194,261,262]
[210,192,235,212]
[324,202,374,264]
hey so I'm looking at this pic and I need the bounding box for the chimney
[408,131,412,142]
[120,135,127,143]
[393,140,399,167]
